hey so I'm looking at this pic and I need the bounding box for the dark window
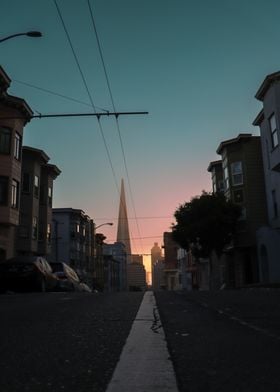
[11,179,19,209]
[34,175,39,198]
[272,190,278,218]
[233,189,244,203]
[47,224,51,243]
[32,217,38,239]
[14,132,22,160]
[0,176,9,205]
[19,225,29,238]
[48,186,52,207]
[22,173,30,193]
[0,127,11,154]
[269,114,278,148]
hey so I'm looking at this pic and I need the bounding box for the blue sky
[1,0,280,266]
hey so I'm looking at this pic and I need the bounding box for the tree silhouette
[172,191,241,258]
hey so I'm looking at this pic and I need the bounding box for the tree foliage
[172,191,241,257]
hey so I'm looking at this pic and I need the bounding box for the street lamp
[0,31,42,43]
[95,222,113,230]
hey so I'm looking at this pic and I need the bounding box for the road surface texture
[0,291,143,392]
[155,289,280,392]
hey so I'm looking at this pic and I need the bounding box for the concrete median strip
[106,291,179,392]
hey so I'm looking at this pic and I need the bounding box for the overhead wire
[87,0,144,255]
[13,79,108,111]
[52,0,120,195]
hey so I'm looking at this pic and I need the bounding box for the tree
[172,191,241,258]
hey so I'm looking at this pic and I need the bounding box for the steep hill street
[1,289,280,391]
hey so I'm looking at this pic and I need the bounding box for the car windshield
[50,263,64,273]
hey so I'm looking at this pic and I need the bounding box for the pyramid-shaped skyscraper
[117,179,132,261]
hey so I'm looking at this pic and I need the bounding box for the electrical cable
[13,79,108,111]
[87,0,144,255]
[53,0,120,196]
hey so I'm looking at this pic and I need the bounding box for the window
[14,132,22,160]
[233,189,244,203]
[272,190,278,218]
[48,186,52,207]
[19,225,28,238]
[47,224,51,243]
[34,175,39,198]
[238,207,247,221]
[0,176,9,205]
[11,179,19,209]
[222,156,229,190]
[22,173,30,193]
[76,223,80,233]
[231,161,243,185]
[0,127,11,154]
[269,113,278,148]
[32,217,38,239]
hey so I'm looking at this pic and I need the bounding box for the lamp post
[93,222,113,291]
[95,222,113,231]
[0,31,42,43]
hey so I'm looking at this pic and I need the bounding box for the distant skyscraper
[117,179,132,263]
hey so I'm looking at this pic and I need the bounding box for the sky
[1,0,280,273]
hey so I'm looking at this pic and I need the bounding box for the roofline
[0,93,33,123]
[207,160,222,172]
[255,71,280,101]
[22,146,49,163]
[252,109,264,126]
[44,163,61,178]
[52,208,86,215]
[0,65,11,91]
[216,133,254,154]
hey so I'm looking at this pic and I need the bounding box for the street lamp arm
[95,223,113,230]
[0,31,42,43]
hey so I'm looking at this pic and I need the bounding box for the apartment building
[16,147,61,257]
[103,242,127,291]
[253,71,280,283]
[127,262,146,291]
[51,208,95,282]
[208,134,267,287]
[0,66,33,260]
[163,232,181,290]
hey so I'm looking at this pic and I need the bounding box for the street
[156,289,280,392]
[0,292,143,392]
[1,289,280,391]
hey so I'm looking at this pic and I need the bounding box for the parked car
[0,256,59,293]
[49,262,91,292]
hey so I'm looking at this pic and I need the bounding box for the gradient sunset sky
[2,0,280,272]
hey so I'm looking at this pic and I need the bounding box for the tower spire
[117,179,132,261]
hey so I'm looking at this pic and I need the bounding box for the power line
[13,79,108,111]
[53,0,121,198]
[87,0,144,255]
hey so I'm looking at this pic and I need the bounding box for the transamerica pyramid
[117,179,132,262]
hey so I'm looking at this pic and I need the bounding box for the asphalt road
[0,291,143,392]
[155,289,280,392]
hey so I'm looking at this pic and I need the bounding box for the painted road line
[106,291,179,392]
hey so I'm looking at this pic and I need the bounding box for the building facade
[253,71,280,283]
[163,232,181,290]
[16,147,60,257]
[0,66,33,260]
[127,262,146,291]
[103,242,127,291]
[208,133,268,288]
[51,208,94,282]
